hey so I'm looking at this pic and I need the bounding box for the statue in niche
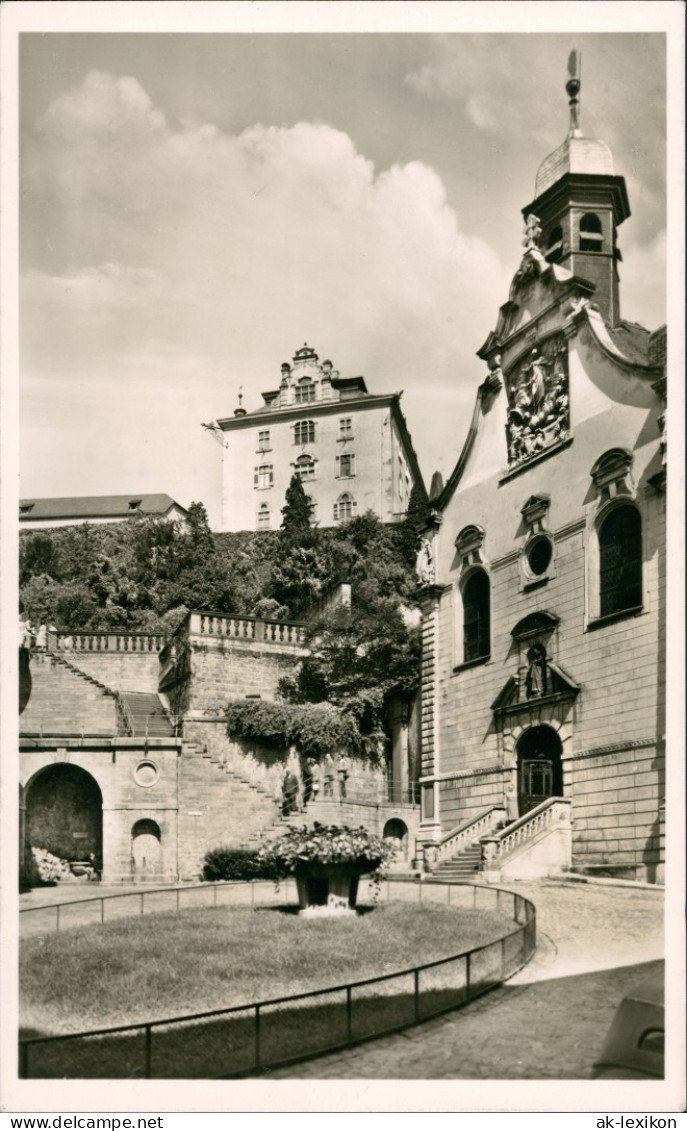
[525,642,548,699]
[415,536,435,585]
[505,334,570,468]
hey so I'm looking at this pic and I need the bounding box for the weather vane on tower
[566,49,582,135]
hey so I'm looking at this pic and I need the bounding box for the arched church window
[294,454,316,482]
[579,212,603,252]
[462,569,490,662]
[295,378,316,404]
[294,420,315,444]
[599,504,642,616]
[545,225,563,263]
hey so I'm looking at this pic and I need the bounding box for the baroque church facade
[210,343,425,532]
[415,56,667,883]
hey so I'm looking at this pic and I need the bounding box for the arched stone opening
[131,818,163,879]
[383,818,409,860]
[516,725,563,817]
[25,764,103,869]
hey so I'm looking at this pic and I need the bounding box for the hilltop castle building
[415,54,667,883]
[210,344,425,532]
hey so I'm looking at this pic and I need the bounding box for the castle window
[294,420,315,445]
[254,464,274,489]
[336,453,356,478]
[294,454,316,482]
[579,213,603,252]
[339,417,353,440]
[334,493,356,522]
[599,504,642,617]
[545,225,563,263]
[306,495,317,522]
[462,569,491,663]
[257,503,270,529]
[128,499,142,511]
[295,378,316,404]
[257,430,271,452]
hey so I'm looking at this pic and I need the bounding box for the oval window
[527,536,553,576]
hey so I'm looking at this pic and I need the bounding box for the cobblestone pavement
[267,879,664,1080]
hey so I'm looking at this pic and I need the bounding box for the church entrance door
[516,725,563,816]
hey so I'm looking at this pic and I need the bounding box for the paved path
[267,879,664,1079]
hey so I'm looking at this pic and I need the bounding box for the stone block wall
[185,640,300,715]
[568,741,664,881]
[56,652,163,694]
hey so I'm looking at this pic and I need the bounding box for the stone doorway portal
[25,763,103,868]
[131,819,163,879]
[516,725,563,816]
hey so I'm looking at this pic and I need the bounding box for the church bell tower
[521,51,630,327]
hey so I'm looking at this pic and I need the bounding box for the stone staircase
[118,691,175,737]
[177,741,291,876]
[19,652,118,736]
[433,842,483,881]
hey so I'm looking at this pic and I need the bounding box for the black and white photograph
[1,0,684,1118]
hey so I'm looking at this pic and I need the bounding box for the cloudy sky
[17,17,667,525]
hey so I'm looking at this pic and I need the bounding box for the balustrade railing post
[145,1025,152,1078]
[346,986,352,1043]
[254,1005,261,1070]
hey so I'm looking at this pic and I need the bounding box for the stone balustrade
[480,797,572,880]
[435,804,507,863]
[481,797,570,860]
[189,611,307,647]
[51,632,166,654]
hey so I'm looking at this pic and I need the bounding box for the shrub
[202,846,273,882]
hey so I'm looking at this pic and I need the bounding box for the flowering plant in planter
[257,823,396,914]
[256,821,395,878]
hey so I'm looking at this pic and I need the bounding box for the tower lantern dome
[522,50,630,327]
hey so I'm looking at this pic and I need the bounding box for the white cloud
[22,70,511,509]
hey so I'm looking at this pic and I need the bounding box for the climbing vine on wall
[224,699,370,760]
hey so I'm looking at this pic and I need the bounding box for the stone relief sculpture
[505,333,570,467]
[415,536,435,585]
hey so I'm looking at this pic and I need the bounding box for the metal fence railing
[19,879,536,1079]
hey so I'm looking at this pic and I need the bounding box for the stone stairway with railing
[117,692,175,738]
[428,798,573,882]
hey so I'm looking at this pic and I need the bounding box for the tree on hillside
[280,475,313,542]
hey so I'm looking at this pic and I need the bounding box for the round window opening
[134,760,159,788]
[527,536,553,577]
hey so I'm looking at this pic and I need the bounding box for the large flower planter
[295,865,360,915]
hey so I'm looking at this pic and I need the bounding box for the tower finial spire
[566,49,582,136]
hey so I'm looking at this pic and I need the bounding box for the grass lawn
[20,899,520,1077]
[18,900,525,1076]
